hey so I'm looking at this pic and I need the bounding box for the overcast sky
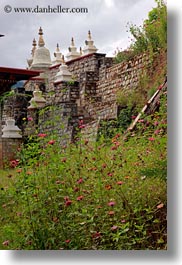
[0,0,157,69]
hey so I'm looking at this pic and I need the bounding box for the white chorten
[30,27,52,70]
[52,43,62,66]
[28,84,46,109]
[2,118,22,138]
[27,38,37,68]
[54,55,72,83]
[66,37,80,61]
[83,30,98,55]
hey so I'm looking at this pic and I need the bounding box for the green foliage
[0,92,167,250]
[115,0,167,63]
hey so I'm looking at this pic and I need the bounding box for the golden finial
[71,37,75,47]
[61,54,65,64]
[38,27,45,47]
[56,43,60,52]
[31,38,37,56]
[80,47,82,55]
[88,30,92,40]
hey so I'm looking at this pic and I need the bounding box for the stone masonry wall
[20,52,158,142]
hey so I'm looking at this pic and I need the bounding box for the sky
[0,0,157,69]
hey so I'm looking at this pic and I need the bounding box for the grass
[0,93,167,249]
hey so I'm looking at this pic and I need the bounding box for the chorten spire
[30,27,51,70]
[66,37,80,61]
[83,30,98,55]
[88,30,92,40]
[52,43,62,66]
[32,38,37,56]
[27,38,37,68]
[38,27,45,47]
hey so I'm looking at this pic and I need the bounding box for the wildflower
[16,168,22,173]
[84,139,89,145]
[105,184,112,190]
[111,225,118,231]
[65,200,72,206]
[77,178,83,184]
[26,171,32,175]
[108,201,116,207]
[65,239,71,244]
[78,119,85,129]
[102,163,107,169]
[154,121,159,126]
[27,117,33,121]
[2,240,9,246]
[120,219,126,223]
[64,196,69,201]
[92,232,101,239]
[77,195,84,201]
[154,129,160,135]
[10,159,19,168]
[117,181,124,185]
[55,180,61,184]
[107,172,113,177]
[148,137,155,141]
[108,211,115,216]
[62,157,67,163]
[74,187,79,192]
[131,115,136,120]
[48,140,56,145]
[22,117,26,121]
[157,203,164,209]
[38,133,47,138]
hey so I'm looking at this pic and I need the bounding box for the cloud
[0,0,156,68]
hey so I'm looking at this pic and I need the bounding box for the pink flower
[92,232,101,239]
[74,187,80,192]
[77,178,83,184]
[111,225,118,231]
[65,200,72,206]
[154,129,160,135]
[120,219,126,223]
[117,181,124,185]
[28,117,33,121]
[148,137,155,141]
[108,211,115,215]
[48,140,56,145]
[77,195,84,201]
[78,119,85,129]
[65,239,71,244]
[2,240,9,246]
[108,201,116,207]
[10,159,19,168]
[38,133,47,138]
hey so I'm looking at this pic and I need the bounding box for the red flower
[74,187,79,192]
[65,239,71,244]
[65,200,72,206]
[77,178,83,184]
[38,133,47,138]
[117,181,124,185]
[10,159,19,168]
[108,201,116,207]
[148,137,155,141]
[78,119,85,129]
[48,140,56,145]
[92,232,101,239]
[111,225,118,231]
[77,195,84,201]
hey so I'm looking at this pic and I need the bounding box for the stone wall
[0,138,22,168]
[2,51,162,146]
